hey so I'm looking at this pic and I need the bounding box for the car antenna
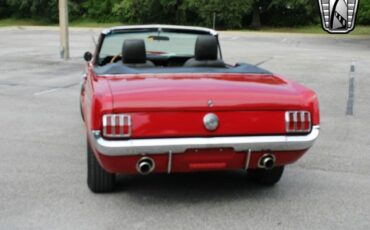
[90,29,97,47]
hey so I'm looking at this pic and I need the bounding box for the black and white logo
[318,0,359,33]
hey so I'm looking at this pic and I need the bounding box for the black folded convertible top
[94,63,272,75]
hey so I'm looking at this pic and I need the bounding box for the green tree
[185,0,253,28]
[0,1,9,19]
[250,0,319,28]
[358,0,370,25]
[82,0,120,22]
[5,0,82,22]
[113,0,185,24]
[267,0,319,26]
[113,0,153,24]
[113,0,253,28]
[5,0,58,21]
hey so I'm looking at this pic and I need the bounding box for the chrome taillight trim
[285,111,311,133]
[111,115,116,135]
[102,114,131,138]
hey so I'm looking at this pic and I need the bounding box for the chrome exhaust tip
[136,157,155,175]
[258,154,276,170]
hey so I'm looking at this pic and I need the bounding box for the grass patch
[239,25,370,35]
[69,19,122,28]
[0,18,121,28]
[1,18,369,35]
[252,25,325,34]
[0,18,55,27]
[350,25,370,35]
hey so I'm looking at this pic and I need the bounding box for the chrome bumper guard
[91,126,320,156]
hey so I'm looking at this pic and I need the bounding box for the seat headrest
[195,35,218,61]
[122,39,147,64]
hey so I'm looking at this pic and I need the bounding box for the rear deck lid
[106,73,307,112]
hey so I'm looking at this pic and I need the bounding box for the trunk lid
[105,73,309,137]
[107,73,306,112]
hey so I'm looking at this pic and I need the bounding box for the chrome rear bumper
[90,126,320,156]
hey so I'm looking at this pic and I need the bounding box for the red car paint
[81,63,320,174]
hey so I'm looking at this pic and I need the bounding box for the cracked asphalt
[0,27,369,230]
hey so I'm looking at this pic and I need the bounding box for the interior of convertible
[93,29,270,75]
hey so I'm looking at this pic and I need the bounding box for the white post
[59,0,69,60]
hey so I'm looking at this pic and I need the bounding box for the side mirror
[84,51,93,62]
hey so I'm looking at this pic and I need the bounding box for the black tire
[250,166,284,186]
[87,140,115,193]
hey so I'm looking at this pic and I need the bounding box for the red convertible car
[80,25,320,193]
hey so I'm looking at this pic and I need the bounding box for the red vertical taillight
[102,114,131,138]
[285,111,311,133]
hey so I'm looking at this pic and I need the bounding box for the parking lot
[0,27,369,229]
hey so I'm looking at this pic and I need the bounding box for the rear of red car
[81,25,319,193]
[82,71,320,192]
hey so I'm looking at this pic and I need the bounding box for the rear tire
[250,166,284,186]
[87,140,115,193]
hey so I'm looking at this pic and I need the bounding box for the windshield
[100,31,200,58]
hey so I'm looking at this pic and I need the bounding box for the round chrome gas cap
[203,113,219,131]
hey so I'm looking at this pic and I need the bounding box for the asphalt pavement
[0,26,369,230]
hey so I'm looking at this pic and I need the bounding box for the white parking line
[34,88,60,96]
[346,61,356,116]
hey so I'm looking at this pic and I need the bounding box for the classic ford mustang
[80,25,320,193]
